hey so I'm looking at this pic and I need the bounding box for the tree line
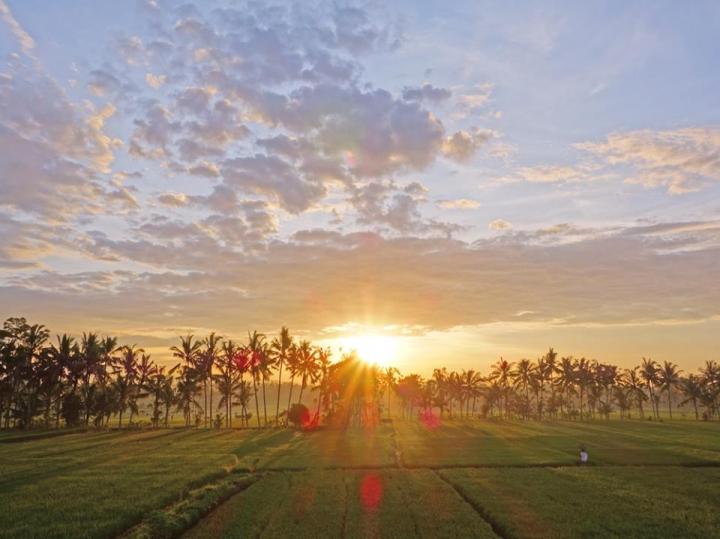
[390,349,719,422]
[1,317,718,430]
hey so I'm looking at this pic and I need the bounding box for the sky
[1,0,719,375]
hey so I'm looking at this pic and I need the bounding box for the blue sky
[1,1,719,373]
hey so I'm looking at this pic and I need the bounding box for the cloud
[514,165,586,183]
[402,83,451,103]
[577,127,720,194]
[157,193,189,207]
[437,199,481,209]
[454,84,494,118]
[489,219,512,231]
[145,72,166,88]
[4,222,719,338]
[0,0,34,55]
[441,128,495,162]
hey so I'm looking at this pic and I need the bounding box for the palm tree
[575,358,592,420]
[171,335,203,424]
[658,361,681,419]
[543,347,558,418]
[258,345,275,426]
[432,368,448,417]
[556,356,576,418]
[175,369,198,427]
[114,345,143,428]
[490,358,513,418]
[380,366,399,418]
[201,333,223,428]
[218,340,240,428]
[270,327,293,426]
[679,374,703,420]
[512,359,534,418]
[285,341,308,425]
[313,348,333,421]
[79,333,102,426]
[246,331,266,428]
[234,379,253,427]
[640,357,660,419]
[700,361,719,419]
[130,352,154,425]
[144,364,178,428]
[296,346,320,407]
[623,367,647,419]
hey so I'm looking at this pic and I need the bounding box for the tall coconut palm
[380,366,399,418]
[258,346,275,426]
[175,370,199,427]
[512,359,535,418]
[623,367,647,419]
[432,368,448,417]
[246,331,266,428]
[218,340,239,428]
[640,357,660,419]
[658,361,681,419]
[679,374,703,420]
[490,358,513,418]
[113,345,143,428]
[313,348,333,420]
[575,358,592,420]
[201,333,223,428]
[270,327,293,426]
[700,361,719,419]
[462,369,483,417]
[556,356,576,418]
[296,346,320,407]
[171,335,203,423]
[285,341,308,425]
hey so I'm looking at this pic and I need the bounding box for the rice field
[1,419,719,538]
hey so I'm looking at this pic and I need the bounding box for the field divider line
[253,462,720,473]
[432,470,509,539]
[118,471,263,539]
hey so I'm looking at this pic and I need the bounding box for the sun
[339,334,399,368]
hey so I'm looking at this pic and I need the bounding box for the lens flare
[360,473,383,511]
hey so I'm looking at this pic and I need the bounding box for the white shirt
[580,450,588,463]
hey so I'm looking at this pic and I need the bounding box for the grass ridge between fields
[119,472,260,539]
[433,470,508,539]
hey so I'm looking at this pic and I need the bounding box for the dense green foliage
[2,317,719,434]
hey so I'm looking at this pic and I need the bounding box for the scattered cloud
[488,219,512,231]
[437,198,481,209]
[442,128,495,162]
[577,127,720,194]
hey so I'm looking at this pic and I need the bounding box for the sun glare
[340,334,399,368]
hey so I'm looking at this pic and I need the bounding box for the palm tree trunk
[209,378,214,427]
[261,377,268,426]
[275,358,283,425]
[253,375,261,428]
[204,380,208,428]
[298,377,307,406]
[667,390,672,419]
[286,375,295,426]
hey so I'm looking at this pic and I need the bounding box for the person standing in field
[579,446,588,464]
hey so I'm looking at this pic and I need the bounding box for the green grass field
[1,419,719,538]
